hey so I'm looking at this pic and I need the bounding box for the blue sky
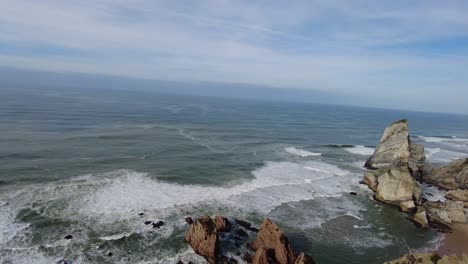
[1,1,468,113]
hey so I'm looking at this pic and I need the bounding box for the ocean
[1,86,468,264]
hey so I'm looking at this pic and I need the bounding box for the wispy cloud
[1,0,468,113]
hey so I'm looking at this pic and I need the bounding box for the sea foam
[284,147,321,157]
[344,145,374,156]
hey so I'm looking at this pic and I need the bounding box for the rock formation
[446,189,468,208]
[253,247,268,264]
[214,215,232,233]
[294,252,315,264]
[365,164,422,212]
[184,216,220,264]
[251,218,314,264]
[384,252,468,264]
[424,158,468,190]
[422,200,467,232]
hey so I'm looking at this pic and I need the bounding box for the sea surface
[1,86,468,264]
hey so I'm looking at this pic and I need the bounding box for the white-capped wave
[284,147,321,157]
[425,147,468,163]
[344,145,374,156]
[418,136,468,143]
[80,161,353,216]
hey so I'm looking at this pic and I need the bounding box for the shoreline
[435,223,468,257]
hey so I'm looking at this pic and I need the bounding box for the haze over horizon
[1,1,468,114]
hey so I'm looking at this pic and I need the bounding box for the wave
[344,145,374,156]
[418,136,468,143]
[284,147,321,157]
[419,182,446,202]
[425,148,468,163]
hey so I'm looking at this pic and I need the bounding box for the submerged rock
[425,158,468,190]
[184,216,220,264]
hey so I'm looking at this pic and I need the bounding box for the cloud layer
[1,0,468,113]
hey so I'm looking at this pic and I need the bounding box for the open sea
[1,86,468,263]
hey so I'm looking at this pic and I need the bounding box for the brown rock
[294,252,315,264]
[251,218,296,264]
[253,247,269,264]
[424,158,468,190]
[214,215,232,232]
[184,215,220,264]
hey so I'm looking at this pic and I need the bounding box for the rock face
[184,216,220,264]
[425,158,468,190]
[365,119,412,169]
[252,247,268,264]
[366,165,422,212]
[413,207,429,228]
[214,215,232,232]
[422,200,467,231]
[446,189,468,207]
[251,219,296,264]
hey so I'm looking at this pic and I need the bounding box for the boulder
[214,215,232,232]
[446,189,468,207]
[423,202,453,232]
[252,247,269,264]
[365,119,411,169]
[424,158,468,190]
[372,165,422,212]
[445,200,466,224]
[413,207,429,228]
[294,252,315,264]
[251,218,296,264]
[184,216,220,264]
[384,252,441,264]
[363,171,378,191]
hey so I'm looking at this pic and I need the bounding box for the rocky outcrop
[251,218,296,264]
[184,216,220,264]
[253,247,268,264]
[365,119,412,169]
[384,252,441,264]
[424,158,468,190]
[413,207,429,228]
[366,164,422,212]
[422,200,467,232]
[384,252,468,264]
[446,189,468,208]
[214,215,232,233]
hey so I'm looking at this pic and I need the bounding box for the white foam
[284,147,321,157]
[78,161,354,217]
[419,182,446,202]
[425,147,468,163]
[419,136,468,143]
[344,145,374,156]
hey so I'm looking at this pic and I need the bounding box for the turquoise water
[1,86,468,263]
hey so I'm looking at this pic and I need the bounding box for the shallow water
[1,87,468,263]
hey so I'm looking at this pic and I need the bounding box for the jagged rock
[184,215,220,264]
[64,234,73,240]
[446,189,468,207]
[219,256,238,264]
[152,220,164,228]
[251,219,296,264]
[413,207,429,228]
[384,252,441,264]
[294,252,315,264]
[235,219,259,232]
[438,254,468,264]
[372,165,422,212]
[408,143,429,180]
[424,158,468,190]
[253,247,269,264]
[363,171,378,191]
[214,215,232,232]
[243,252,253,263]
[365,119,411,169]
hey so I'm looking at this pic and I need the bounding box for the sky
[1,0,468,114]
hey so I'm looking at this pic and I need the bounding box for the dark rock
[349,192,357,195]
[138,212,144,216]
[176,261,183,264]
[243,252,253,263]
[185,217,194,225]
[64,235,73,240]
[235,219,259,232]
[295,252,315,264]
[144,220,152,225]
[236,229,249,238]
[107,251,113,257]
[152,221,164,228]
